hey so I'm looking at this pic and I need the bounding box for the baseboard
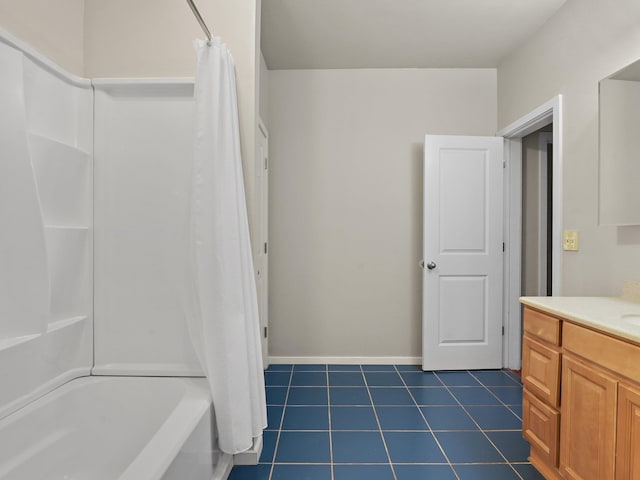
[232,435,263,466]
[268,356,422,365]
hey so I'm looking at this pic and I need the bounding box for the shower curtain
[187,37,267,455]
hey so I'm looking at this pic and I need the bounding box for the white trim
[92,78,194,97]
[497,96,560,139]
[0,26,90,88]
[0,368,91,421]
[92,77,194,86]
[497,95,563,370]
[256,117,270,370]
[502,138,523,371]
[268,356,422,365]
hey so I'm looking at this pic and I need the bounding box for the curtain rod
[186,0,212,44]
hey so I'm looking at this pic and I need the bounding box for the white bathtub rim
[213,453,233,480]
[0,367,90,422]
[0,376,216,480]
[0,374,200,426]
[120,381,212,480]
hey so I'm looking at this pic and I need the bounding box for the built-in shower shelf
[29,133,90,226]
[44,225,90,231]
[27,132,91,157]
[0,334,40,352]
[0,33,93,418]
[47,316,89,334]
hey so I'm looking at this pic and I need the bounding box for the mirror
[599,60,640,225]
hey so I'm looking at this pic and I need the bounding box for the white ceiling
[261,0,567,70]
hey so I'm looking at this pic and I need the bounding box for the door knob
[426,262,436,270]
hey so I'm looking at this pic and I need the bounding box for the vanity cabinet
[521,305,640,480]
[522,308,562,474]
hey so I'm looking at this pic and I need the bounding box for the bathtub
[0,376,232,480]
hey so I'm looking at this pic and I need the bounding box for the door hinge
[264,326,268,338]
[502,242,505,252]
[264,242,268,254]
[503,161,506,169]
[264,156,268,170]
[502,326,505,336]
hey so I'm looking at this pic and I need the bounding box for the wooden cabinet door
[617,384,640,480]
[522,335,561,407]
[560,355,617,480]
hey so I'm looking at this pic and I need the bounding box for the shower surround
[0,28,232,480]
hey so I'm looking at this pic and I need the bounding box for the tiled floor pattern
[229,365,544,480]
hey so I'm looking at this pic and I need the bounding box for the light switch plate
[563,230,579,251]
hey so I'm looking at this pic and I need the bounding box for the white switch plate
[563,230,579,251]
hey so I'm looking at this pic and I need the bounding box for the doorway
[522,128,553,298]
[497,95,563,370]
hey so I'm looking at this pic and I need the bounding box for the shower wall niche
[0,34,93,417]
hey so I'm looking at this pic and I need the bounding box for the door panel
[439,149,488,252]
[439,276,486,343]
[423,135,503,370]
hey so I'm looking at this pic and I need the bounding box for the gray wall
[498,0,640,295]
[522,133,543,296]
[0,0,84,75]
[268,68,497,360]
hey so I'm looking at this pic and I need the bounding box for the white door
[422,135,504,371]
[256,120,270,369]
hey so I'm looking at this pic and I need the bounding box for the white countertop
[520,296,640,344]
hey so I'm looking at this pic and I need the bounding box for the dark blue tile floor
[230,365,544,480]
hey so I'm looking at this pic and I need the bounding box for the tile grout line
[326,366,335,480]
[361,365,399,480]
[397,365,462,480]
[267,366,294,480]
[466,370,527,480]
[467,370,524,421]
[261,367,530,480]
[439,370,526,480]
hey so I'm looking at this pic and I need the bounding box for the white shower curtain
[187,37,267,455]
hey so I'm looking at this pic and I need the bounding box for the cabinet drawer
[524,307,562,346]
[523,388,560,467]
[563,322,640,385]
[523,335,561,407]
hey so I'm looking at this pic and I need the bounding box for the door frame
[497,95,563,370]
[256,117,269,369]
